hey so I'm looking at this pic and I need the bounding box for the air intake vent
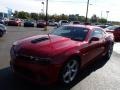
[31,37,49,44]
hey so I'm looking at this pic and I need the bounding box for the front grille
[10,45,51,64]
[17,54,51,64]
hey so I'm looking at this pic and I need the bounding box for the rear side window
[91,28,104,39]
[115,27,120,31]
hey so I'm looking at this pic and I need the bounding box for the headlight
[13,41,20,46]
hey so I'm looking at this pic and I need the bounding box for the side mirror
[89,37,99,43]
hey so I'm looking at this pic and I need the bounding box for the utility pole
[45,0,48,30]
[85,0,90,23]
[106,11,109,21]
[101,11,103,19]
[41,2,44,14]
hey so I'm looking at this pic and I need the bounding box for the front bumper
[10,58,61,85]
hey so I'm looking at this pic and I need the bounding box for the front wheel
[59,57,80,86]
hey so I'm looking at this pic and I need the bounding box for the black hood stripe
[31,37,49,44]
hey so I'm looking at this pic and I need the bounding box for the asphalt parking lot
[0,26,120,90]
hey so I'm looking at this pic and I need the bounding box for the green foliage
[13,11,18,18]
[38,13,45,20]
[90,14,98,23]
[13,11,69,21]
[17,11,30,19]
[78,16,85,22]
[13,11,107,24]
[98,18,107,24]
[30,13,39,20]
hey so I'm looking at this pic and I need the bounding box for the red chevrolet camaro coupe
[10,25,114,86]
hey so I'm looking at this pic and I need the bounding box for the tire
[0,31,3,37]
[59,57,80,86]
[104,43,113,60]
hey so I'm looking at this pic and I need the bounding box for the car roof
[63,24,100,30]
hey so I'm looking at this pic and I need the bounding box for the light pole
[106,11,109,21]
[45,0,48,30]
[41,2,44,14]
[101,11,103,19]
[85,0,90,23]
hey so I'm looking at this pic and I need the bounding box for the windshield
[51,26,89,41]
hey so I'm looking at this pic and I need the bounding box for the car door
[91,28,106,56]
[81,29,105,66]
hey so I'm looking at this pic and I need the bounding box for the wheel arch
[58,53,82,85]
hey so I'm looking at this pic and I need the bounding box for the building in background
[0,12,8,18]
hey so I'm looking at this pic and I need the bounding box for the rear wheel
[104,43,113,60]
[59,57,80,86]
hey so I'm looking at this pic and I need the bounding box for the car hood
[14,35,82,57]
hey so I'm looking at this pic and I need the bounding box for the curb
[113,43,120,54]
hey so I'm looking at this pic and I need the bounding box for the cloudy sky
[0,0,120,21]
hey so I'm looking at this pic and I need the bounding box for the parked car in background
[24,20,35,27]
[0,24,6,37]
[70,21,81,25]
[8,18,21,26]
[96,25,109,29]
[58,20,69,27]
[36,20,46,28]
[10,25,114,86]
[105,25,120,42]
[0,17,5,24]
[0,17,9,25]
[48,20,58,26]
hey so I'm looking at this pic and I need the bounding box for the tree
[69,14,78,21]
[30,13,39,20]
[78,16,85,22]
[17,11,30,19]
[98,18,107,24]
[13,11,18,18]
[60,14,68,20]
[38,13,45,20]
[91,14,98,23]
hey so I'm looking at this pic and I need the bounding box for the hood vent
[31,37,49,44]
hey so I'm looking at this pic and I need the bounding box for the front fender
[52,47,82,65]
